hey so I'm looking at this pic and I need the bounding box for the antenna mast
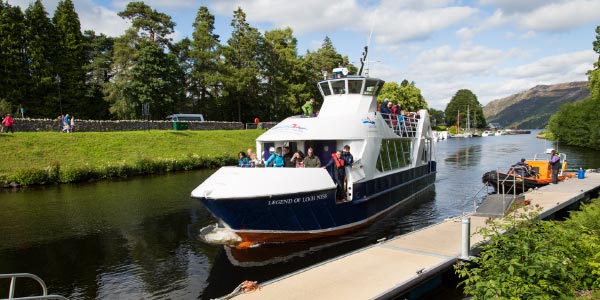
[358,11,376,76]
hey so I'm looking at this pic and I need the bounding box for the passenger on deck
[265,147,285,167]
[324,150,346,202]
[380,98,391,114]
[247,148,257,167]
[291,150,305,168]
[237,152,250,167]
[283,146,295,167]
[302,98,316,118]
[342,145,354,167]
[304,147,321,168]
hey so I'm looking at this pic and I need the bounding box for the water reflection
[1,131,600,299]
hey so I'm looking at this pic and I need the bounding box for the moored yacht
[191,53,436,248]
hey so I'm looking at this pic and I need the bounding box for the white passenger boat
[191,49,436,248]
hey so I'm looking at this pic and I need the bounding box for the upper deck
[317,74,385,117]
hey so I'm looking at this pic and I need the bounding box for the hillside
[483,81,589,129]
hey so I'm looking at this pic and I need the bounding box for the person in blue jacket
[265,147,285,167]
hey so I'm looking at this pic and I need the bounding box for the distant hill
[483,81,590,129]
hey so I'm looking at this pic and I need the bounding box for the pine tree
[189,6,221,118]
[262,27,308,120]
[0,1,28,110]
[221,7,263,122]
[24,0,57,117]
[53,0,87,117]
[82,30,113,119]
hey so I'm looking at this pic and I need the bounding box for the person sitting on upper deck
[265,147,285,167]
[302,98,316,118]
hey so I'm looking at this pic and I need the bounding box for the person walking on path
[2,114,14,133]
[302,98,316,118]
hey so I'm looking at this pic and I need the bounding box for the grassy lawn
[0,130,263,183]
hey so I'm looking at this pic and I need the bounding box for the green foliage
[0,130,258,185]
[117,1,174,47]
[547,98,600,149]
[23,0,58,117]
[53,0,86,117]
[456,201,600,299]
[428,108,445,127]
[444,89,486,129]
[0,98,13,116]
[378,81,428,112]
[0,1,28,105]
[548,25,600,150]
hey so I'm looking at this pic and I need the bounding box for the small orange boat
[482,151,575,194]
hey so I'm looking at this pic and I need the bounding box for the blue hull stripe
[198,161,436,232]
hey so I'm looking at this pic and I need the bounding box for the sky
[7,0,600,110]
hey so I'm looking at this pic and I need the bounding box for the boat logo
[272,123,307,132]
[361,117,376,127]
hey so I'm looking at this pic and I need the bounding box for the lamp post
[55,74,63,115]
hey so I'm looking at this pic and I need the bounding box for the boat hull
[482,170,571,194]
[196,162,436,245]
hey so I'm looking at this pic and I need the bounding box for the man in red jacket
[2,114,14,133]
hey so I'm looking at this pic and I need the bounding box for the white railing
[0,273,68,300]
[379,113,420,137]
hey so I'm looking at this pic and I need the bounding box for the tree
[428,108,445,127]
[117,1,174,48]
[188,6,221,118]
[588,26,600,103]
[23,0,57,117]
[262,27,308,120]
[547,25,600,149]
[123,40,182,119]
[82,30,113,119]
[105,2,178,119]
[53,0,86,117]
[378,81,428,111]
[0,1,28,109]
[220,7,263,122]
[444,89,486,129]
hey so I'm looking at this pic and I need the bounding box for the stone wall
[7,118,246,132]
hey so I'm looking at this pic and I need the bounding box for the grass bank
[0,130,263,186]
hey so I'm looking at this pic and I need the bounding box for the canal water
[1,130,599,299]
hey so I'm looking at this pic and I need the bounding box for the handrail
[0,273,68,300]
[379,113,420,137]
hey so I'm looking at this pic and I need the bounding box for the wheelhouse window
[319,82,332,96]
[331,80,346,94]
[363,79,383,96]
[348,79,363,94]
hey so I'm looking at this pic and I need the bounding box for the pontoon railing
[0,273,68,300]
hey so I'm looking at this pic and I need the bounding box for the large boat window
[376,139,411,172]
[319,82,332,96]
[363,79,381,95]
[348,79,363,94]
[331,80,346,95]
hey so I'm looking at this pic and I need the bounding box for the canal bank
[3,131,600,299]
[227,173,600,300]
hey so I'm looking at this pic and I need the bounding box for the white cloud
[78,1,129,37]
[478,0,559,14]
[456,9,508,40]
[498,50,595,79]
[412,45,507,79]
[517,0,600,32]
